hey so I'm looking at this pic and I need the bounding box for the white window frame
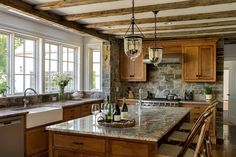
[0,31,10,94]
[86,43,102,91]
[61,44,77,91]
[43,40,79,93]
[12,34,39,95]
[0,28,82,96]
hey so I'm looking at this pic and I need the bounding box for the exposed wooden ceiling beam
[135,27,236,38]
[102,20,236,34]
[65,0,236,21]
[36,0,121,11]
[0,0,109,40]
[86,10,236,28]
[144,33,236,40]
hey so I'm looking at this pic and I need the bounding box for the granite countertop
[46,106,190,142]
[0,98,103,119]
[119,98,217,105]
[179,100,217,105]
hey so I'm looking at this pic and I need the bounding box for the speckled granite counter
[47,106,190,142]
[0,98,103,119]
[180,100,217,105]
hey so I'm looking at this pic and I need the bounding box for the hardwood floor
[213,125,236,157]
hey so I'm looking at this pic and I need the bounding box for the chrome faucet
[23,88,38,108]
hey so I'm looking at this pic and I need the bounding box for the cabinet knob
[130,75,134,77]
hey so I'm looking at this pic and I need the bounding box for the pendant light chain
[154,11,158,48]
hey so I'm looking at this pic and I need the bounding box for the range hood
[143,53,182,64]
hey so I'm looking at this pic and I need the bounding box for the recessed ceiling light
[8,9,40,21]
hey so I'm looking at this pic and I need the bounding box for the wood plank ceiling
[2,0,236,40]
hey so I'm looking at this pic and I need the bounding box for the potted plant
[53,73,72,101]
[204,86,213,101]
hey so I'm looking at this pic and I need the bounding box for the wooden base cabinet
[26,127,48,157]
[49,132,156,157]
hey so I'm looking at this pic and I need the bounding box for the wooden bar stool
[179,103,217,131]
[157,109,213,157]
[167,103,216,144]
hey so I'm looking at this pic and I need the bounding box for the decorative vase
[59,86,65,101]
[205,94,212,101]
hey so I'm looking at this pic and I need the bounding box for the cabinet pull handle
[130,75,134,77]
[73,141,84,145]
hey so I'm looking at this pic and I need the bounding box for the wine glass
[91,104,100,125]
[100,103,106,114]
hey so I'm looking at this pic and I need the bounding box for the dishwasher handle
[0,119,22,127]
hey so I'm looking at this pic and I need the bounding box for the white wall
[0,10,83,46]
[224,44,236,61]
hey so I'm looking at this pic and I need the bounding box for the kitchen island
[47,106,190,157]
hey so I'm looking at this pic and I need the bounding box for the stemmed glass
[91,104,100,126]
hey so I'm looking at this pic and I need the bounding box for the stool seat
[157,144,194,157]
[168,131,199,144]
[179,122,194,131]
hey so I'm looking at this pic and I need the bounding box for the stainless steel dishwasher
[0,115,25,157]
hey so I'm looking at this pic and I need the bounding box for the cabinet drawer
[54,134,105,154]
[63,106,81,121]
[111,140,148,157]
[80,104,92,117]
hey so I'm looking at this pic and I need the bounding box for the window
[0,33,9,93]
[62,46,76,91]
[44,42,78,93]
[88,44,102,90]
[14,36,36,93]
[44,42,59,92]
[0,29,81,96]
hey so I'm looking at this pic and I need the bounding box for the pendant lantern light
[124,0,144,61]
[148,11,163,66]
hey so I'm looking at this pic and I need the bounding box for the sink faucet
[23,88,38,108]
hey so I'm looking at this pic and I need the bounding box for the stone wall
[105,38,224,140]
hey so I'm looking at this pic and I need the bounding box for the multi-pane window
[88,44,102,90]
[44,43,77,93]
[62,46,75,91]
[14,36,36,93]
[0,29,82,96]
[0,33,9,94]
[45,43,59,92]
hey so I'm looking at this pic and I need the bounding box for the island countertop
[46,106,190,142]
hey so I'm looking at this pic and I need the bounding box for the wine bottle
[121,97,128,120]
[105,96,112,123]
[113,99,121,122]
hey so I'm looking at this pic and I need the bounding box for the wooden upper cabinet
[120,46,146,82]
[199,45,215,81]
[182,46,199,81]
[182,39,216,82]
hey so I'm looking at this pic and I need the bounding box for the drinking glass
[91,104,100,125]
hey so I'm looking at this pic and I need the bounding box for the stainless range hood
[143,53,182,64]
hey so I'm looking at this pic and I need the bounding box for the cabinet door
[26,127,48,157]
[120,48,146,81]
[182,46,199,81]
[120,50,131,80]
[133,52,146,81]
[199,45,216,81]
[80,103,92,117]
